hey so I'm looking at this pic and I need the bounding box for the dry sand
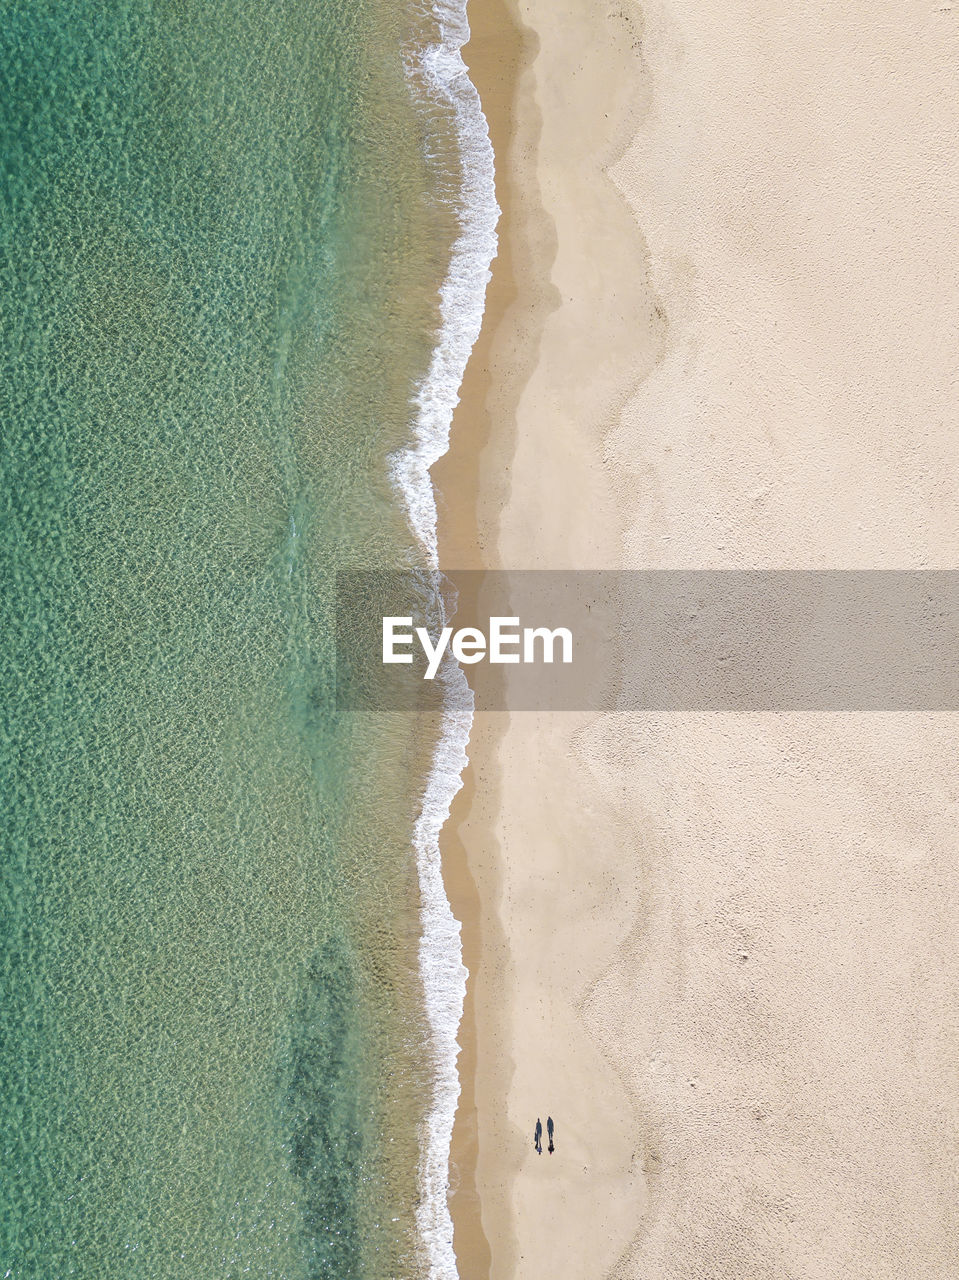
[438,1,959,1276]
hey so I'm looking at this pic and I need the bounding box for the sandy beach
[437,1,959,1277]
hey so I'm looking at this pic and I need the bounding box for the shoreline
[432,0,535,1268]
[434,0,661,1274]
[392,0,499,1271]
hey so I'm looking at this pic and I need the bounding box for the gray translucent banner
[335,571,959,711]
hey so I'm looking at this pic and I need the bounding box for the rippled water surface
[0,2,457,1274]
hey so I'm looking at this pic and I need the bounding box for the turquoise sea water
[1,2,460,1275]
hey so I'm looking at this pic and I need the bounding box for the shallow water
[0,2,461,1274]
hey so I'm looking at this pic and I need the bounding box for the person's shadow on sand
[547,1115,555,1154]
[534,1117,543,1154]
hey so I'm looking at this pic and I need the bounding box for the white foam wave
[392,0,499,571]
[391,0,499,1276]
[410,654,474,1279]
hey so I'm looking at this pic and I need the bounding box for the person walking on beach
[534,1118,543,1154]
[547,1115,555,1154]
